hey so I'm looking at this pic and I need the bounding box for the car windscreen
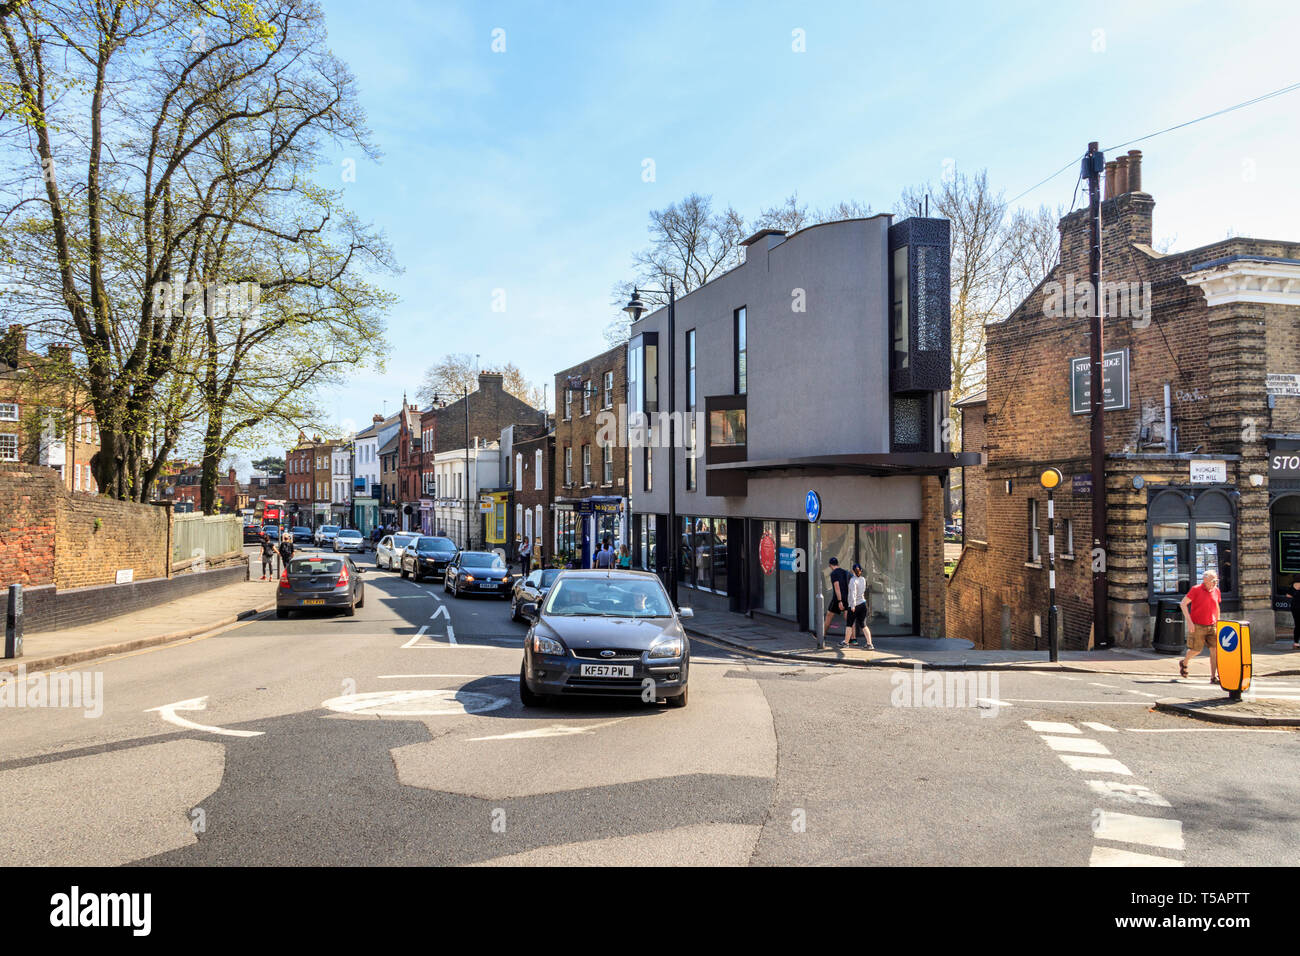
[416,537,454,551]
[338,530,362,538]
[460,552,505,569]
[543,578,673,617]
[294,527,311,534]
[539,569,561,587]
[289,558,343,574]
[393,535,419,549]
[320,526,340,533]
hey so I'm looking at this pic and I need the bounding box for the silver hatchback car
[276,554,365,618]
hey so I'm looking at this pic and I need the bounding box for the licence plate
[480,582,498,589]
[579,664,634,678]
[302,599,326,606]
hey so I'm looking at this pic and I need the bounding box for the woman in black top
[1289,581,1300,650]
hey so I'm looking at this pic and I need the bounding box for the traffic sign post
[1040,468,1063,662]
[1216,621,1252,700]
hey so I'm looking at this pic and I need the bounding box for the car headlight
[464,573,475,582]
[648,636,684,659]
[531,633,565,656]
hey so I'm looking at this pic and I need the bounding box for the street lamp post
[1040,468,1063,662]
[624,282,677,606]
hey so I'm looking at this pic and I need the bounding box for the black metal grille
[571,648,644,660]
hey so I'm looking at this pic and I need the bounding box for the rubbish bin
[1152,599,1186,654]
[1216,621,1253,700]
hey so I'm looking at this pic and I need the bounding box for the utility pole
[1084,141,1110,649]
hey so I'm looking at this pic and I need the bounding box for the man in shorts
[823,557,849,637]
[1179,569,1221,681]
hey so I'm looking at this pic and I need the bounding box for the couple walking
[823,556,874,650]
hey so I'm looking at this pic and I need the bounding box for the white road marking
[975,697,1013,708]
[430,605,450,621]
[1126,727,1295,734]
[1040,735,1111,755]
[400,626,429,648]
[1024,720,1081,734]
[1092,811,1184,850]
[447,625,457,645]
[1057,755,1133,775]
[377,674,518,680]
[1087,682,1116,689]
[1086,781,1172,808]
[1002,699,1150,706]
[321,689,508,716]
[1089,846,1183,867]
[1081,722,1117,733]
[146,697,264,738]
[468,716,634,741]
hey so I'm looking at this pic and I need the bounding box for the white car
[315,525,341,548]
[376,533,420,570]
[333,529,364,552]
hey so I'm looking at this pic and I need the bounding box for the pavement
[4,577,279,674]
[682,607,1300,677]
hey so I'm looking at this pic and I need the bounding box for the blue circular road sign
[805,490,821,524]
[1217,625,1238,653]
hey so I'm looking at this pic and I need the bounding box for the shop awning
[706,451,981,478]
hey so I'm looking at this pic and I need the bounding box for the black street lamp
[624,281,678,606]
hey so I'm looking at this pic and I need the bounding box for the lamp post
[624,282,678,605]
[1040,467,1063,662]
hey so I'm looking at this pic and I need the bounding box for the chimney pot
[373,414,384,424]
[1126,150,1143,192]
[1115,155,1130,196]
[1104,161,1118,200]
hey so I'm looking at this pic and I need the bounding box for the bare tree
[417,353,542,408]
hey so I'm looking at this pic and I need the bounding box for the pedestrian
[518,535,532,576]
[1288,579,1300,650]
[278,527,295,571]
[618,544,631,569]
[823,557,849,637]
[595,537,615,569]
[259,534,275,580]
[1179,569,1221,681]
[844,562,875,649]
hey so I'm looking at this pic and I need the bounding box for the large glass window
[892,246,909,370]
[778,523,799,617]
[709,408,746,446]
[857,523,915,635]
[1149,489,1236,597]
[713,519,728,595]
[694,517,713,590]
[603,442,613,484]
[582,444,591,485]
[820,523,856,607]
[735,307,747,395]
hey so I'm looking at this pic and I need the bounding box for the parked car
[443,550,514,598]
[510,567,561,623]
[243,524,264,544]
[518,569,691,708]
[291,526,314,545]
[333,529,364,552]
[944,522,963,541]
[375,533,420,570]
[276,553,365,618]
[261,525,281,542]
[314,525,341,548]
[399,536,458,581]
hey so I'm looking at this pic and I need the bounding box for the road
[1,546,1297,866]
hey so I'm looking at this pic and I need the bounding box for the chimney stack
[373,413,384,424]
[1104,161,1118,199]
[1126,149,1143,192]
[1114,154,1130,196]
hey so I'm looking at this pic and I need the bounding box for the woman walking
[844,562,875,650]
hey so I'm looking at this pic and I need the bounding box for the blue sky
[243,0,1300,469]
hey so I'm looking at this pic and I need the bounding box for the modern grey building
[626,216,976,637]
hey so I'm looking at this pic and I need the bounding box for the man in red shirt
[1179,569,1221,681]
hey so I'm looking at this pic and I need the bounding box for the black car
[443,550,514,598]
[243,524,263,544]
[276,553,365,618]
[510,567,561,623]
[292,526,314,545]
[400,536,458,582]
[518,569,691,708]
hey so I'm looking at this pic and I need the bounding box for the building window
[644,447,652,492]
[535,448,542,490]
[534,506,542,548]
[564,446,572,486]
[1028,498,1040,563]
[1150,489,1236,597]
[735,307,747,395]
[892,245,909,370]
[1064,518,1074,556]
[582,444,591,485]
[602,442,613,484]
[709,408,746,446]
[686,329,697,490]
[564,389,572,420]
[515,452,522,489]
[603,371,613,409]
[582,380,591,416]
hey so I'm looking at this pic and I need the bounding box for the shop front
[554,496,624,567]
[419,498,435,535]
[1269,437,1300,622]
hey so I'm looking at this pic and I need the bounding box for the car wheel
[356,587,365,609]
[666,686,689,709]
[452,581,462,599]
[276,608,289,620]
[413,566,423,582]
[400,563,408,579]
[345,598,356,617]
[510,599,521,623]
[519,663,547,707]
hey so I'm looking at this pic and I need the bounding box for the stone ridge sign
[1070,349,1130,415]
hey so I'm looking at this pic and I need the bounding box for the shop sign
[1266,373,1300,396]
[1072,474,1092,496]
[1278,531,1300,574]
[1269,450,1300,479]
[1070,349,1130,414]
[1189,460,1227,484]
[759,532,776,575]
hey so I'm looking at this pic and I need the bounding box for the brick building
[553,345,630,566]
[419,407,438,533]
[396,400,423,531]
[949,151,1300,649]
[215,467,248,513]
[0,326,100,493]
[378,433,400,529]
[505,423,553,564]
[285,433,340,527]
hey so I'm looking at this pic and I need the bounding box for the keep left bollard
[5,583,23,659]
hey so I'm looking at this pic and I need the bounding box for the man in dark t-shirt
[823,557,849,636]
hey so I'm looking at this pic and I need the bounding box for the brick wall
[0,463,58,587]
[958,400,988,542]
[54,487,169,589]
[919,476,946,638]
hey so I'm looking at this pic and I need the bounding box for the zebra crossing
[1025,719,1185,867]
